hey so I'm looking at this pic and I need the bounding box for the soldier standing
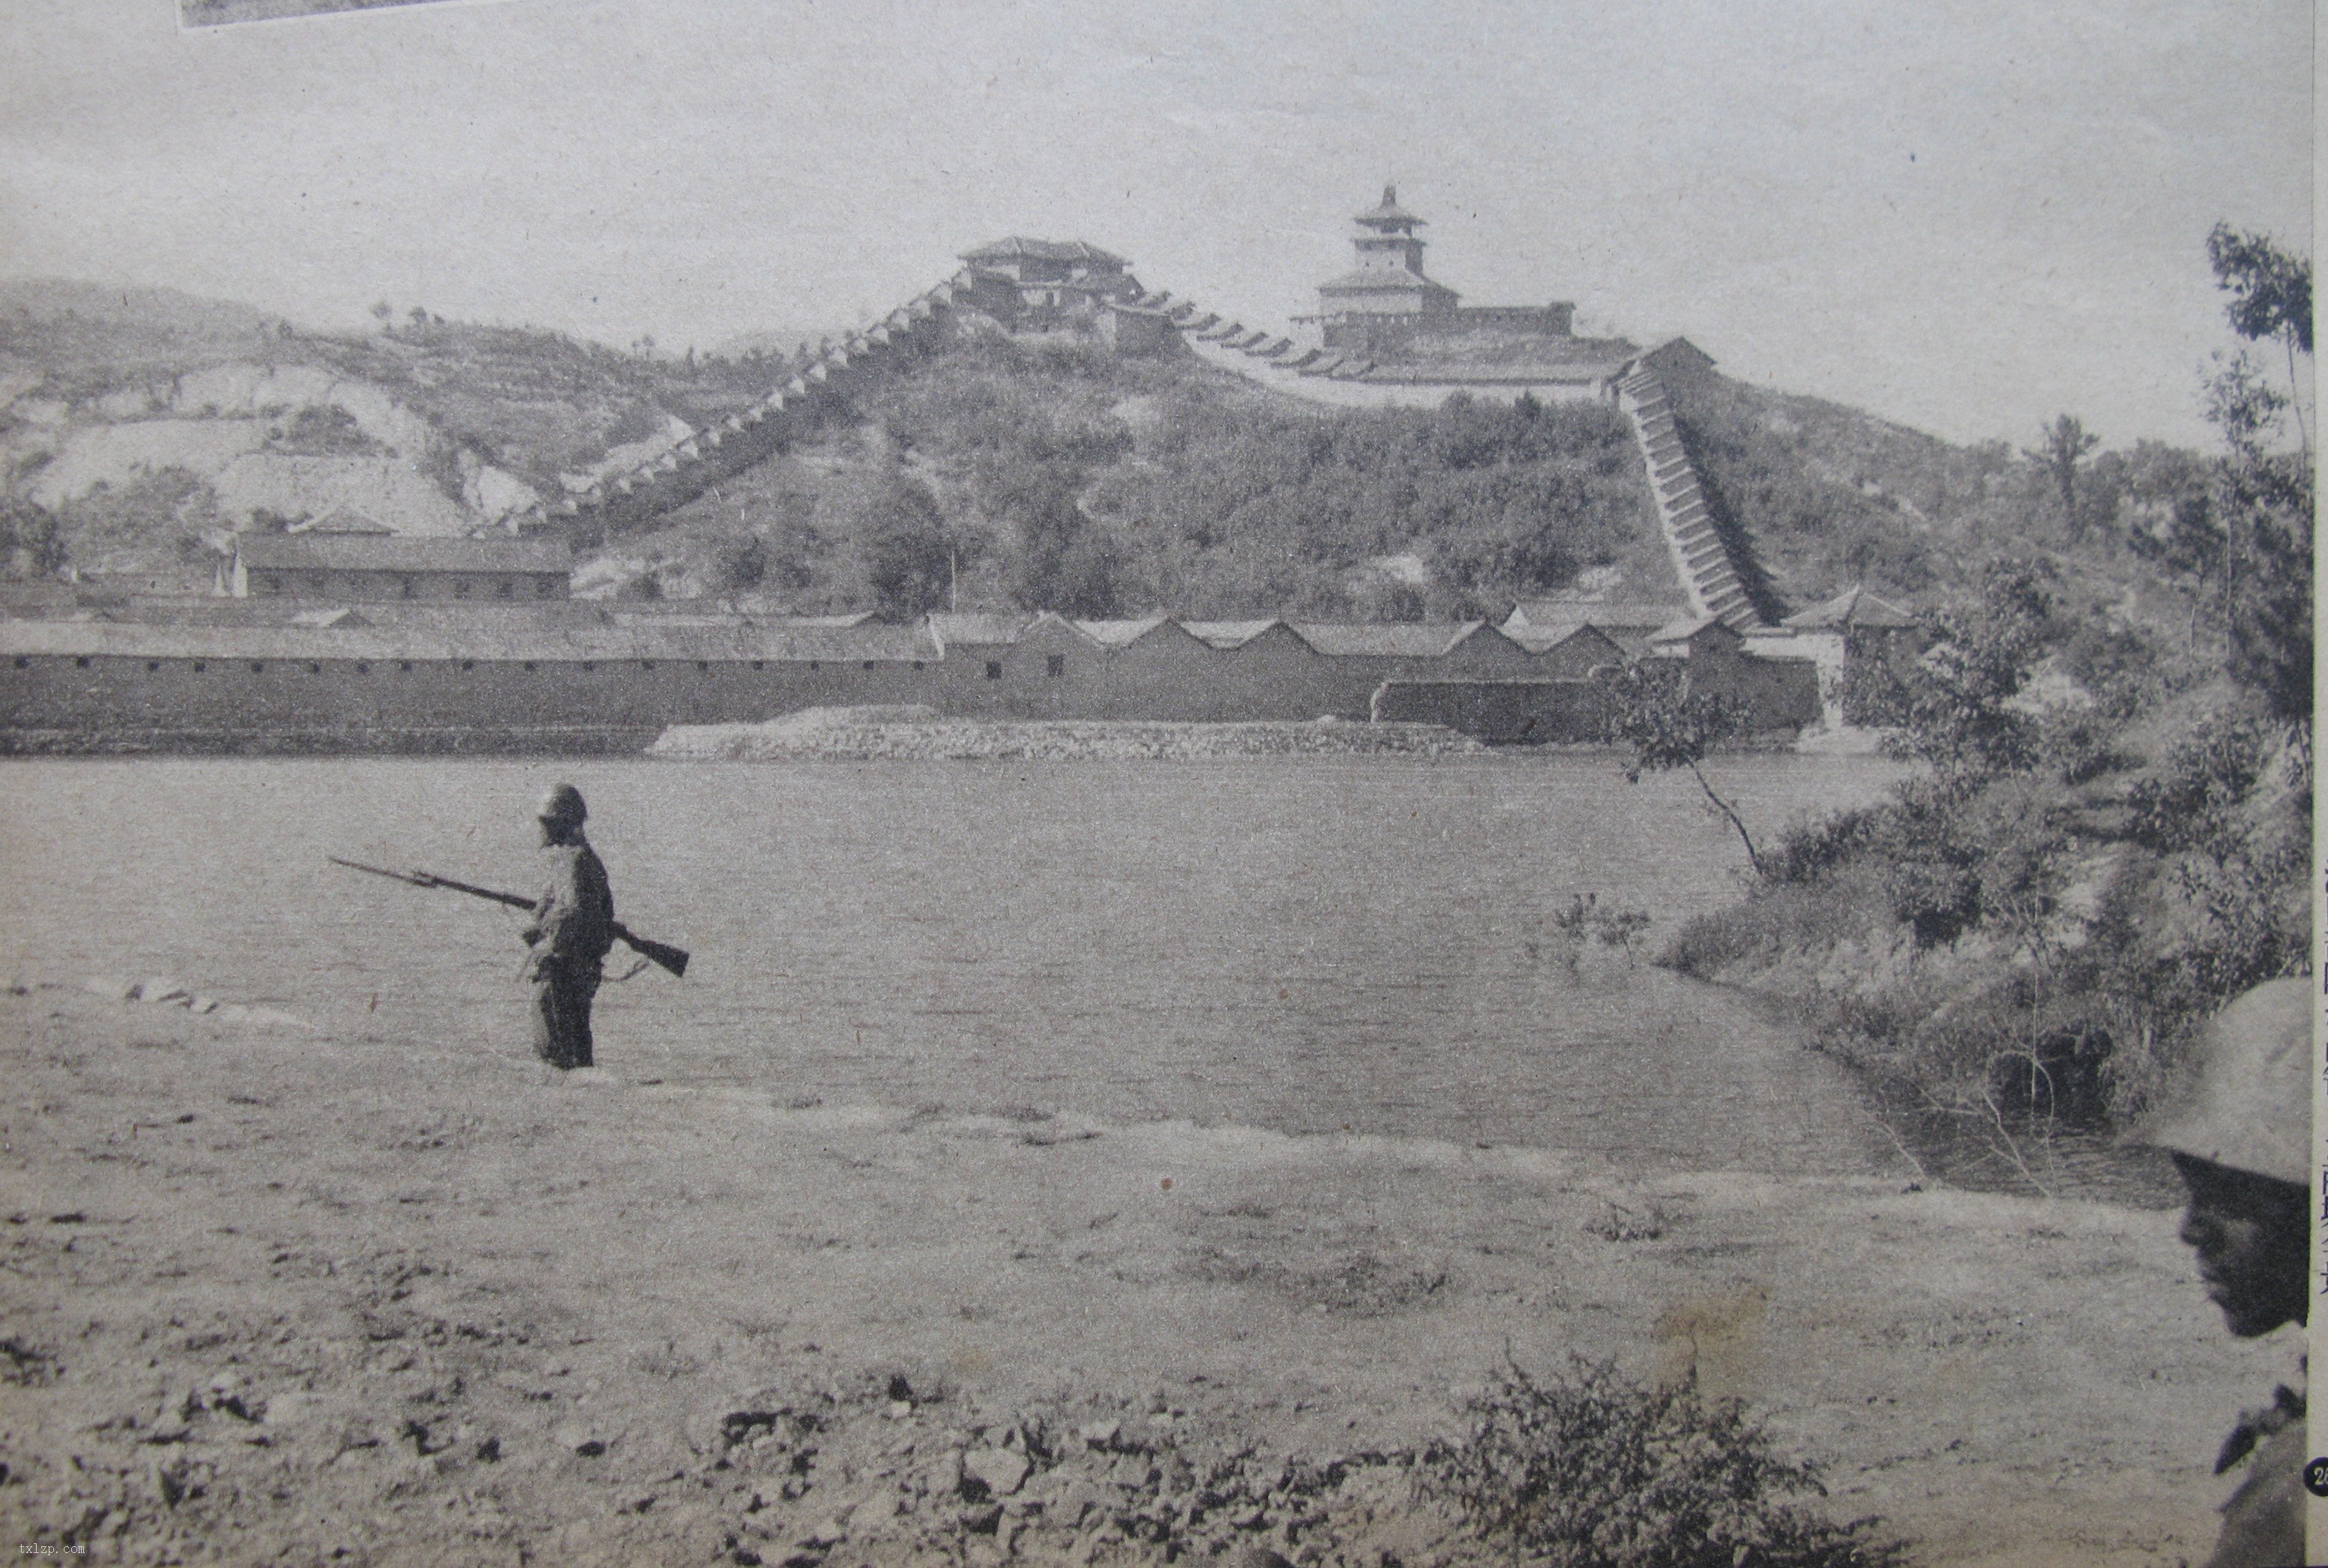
[521,783,616,1070]
[2136,977,2312,1568]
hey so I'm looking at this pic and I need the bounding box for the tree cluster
[1654,224,2313,1169]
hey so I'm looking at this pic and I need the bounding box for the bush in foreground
[1425,1356,1900,1568]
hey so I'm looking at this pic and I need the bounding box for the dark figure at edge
[2135,977,2312,1568]
[522,782,614,1070]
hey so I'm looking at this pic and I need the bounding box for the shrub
[1659,878,1877,979]
[1425,1356,1900,1568]
[1762,807,1881,886]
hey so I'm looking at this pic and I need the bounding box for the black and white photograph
[0,3,2316,1564]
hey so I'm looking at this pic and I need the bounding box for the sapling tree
[1837,559,2054,792]
[2024,415,2099,543]
[2201,349,2313,720]
[1601,660,1765,875]
[2206,223,2312,456]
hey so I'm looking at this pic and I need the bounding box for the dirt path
[0,983,2295,1566]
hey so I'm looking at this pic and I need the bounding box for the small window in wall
[250,662,265,673]
[193,662,206,672]
[582,661,596,672]
[147,660,161,672]
[402,578,417,599]
[1046,654,1065,678]
[912,660,925,671]
[355,663,370,674]
[496,580,516,600]
[398,661,413,672]
[985,660,1003,681]
[697,660,711,673]
[862,660,876,671]
[308,662,322,675]
[12,657,25,669]
[808,660,820,672]
[751,660,764,672]
[640,660,655,671]
[521,661,538,672]
[75,656,91,669]
[460,660,475,672]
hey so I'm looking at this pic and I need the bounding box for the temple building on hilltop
[1304,186,1578,355]
[957,238,1137,330]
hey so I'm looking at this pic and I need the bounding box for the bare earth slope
[0,983,2291,1567]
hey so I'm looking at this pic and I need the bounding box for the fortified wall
[1,193,1905,750]
[0,606,1822,749]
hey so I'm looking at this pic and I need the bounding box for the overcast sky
[0,0,2312,447]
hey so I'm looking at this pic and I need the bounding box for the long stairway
[520,271,976,537]
[1616,367,1761,630]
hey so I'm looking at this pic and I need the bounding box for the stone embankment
[649,708,1487,762]
[0,726,661,757]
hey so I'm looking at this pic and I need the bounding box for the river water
[1,753,1911,1178]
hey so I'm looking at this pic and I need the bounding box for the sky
[0,0,2313,447]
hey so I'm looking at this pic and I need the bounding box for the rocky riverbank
[649,708,1489,762]
[0,978,2294,1566]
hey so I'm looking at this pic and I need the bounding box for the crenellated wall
[527,273,975,540]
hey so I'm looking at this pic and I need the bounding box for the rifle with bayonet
[328,856,691,977]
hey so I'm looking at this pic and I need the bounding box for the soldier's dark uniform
[2204,1392,2305,1568]
[523,785,614,1070]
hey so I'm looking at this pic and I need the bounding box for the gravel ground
[0,980,2297,1566]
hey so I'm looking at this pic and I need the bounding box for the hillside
[1,277,2222,631]
[1663,374,2222,656]
[0,280,783,586]
[622,329,1677,618]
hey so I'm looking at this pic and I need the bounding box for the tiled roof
[925,612,1030,648]
[298,506,393,536]
[1504,600,1683,633]
[1073,617,1173,648]
[1782,585,1917,630]
[1355,187,1424,227]
[1288,621,1480,657]
[1505,622,1628,658]
[1316,270,1459,295]
[235,534,571,573]
[1177,620,1284,650]
[959,238,1129,268]
[1648,615,1736,644]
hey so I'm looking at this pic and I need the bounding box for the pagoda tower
[1312,185,1461,352]
[1350,185,1433,278]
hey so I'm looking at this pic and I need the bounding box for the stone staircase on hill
[520,271,978,538]
[523,261,1772,636]
[1615,367,1761,630]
